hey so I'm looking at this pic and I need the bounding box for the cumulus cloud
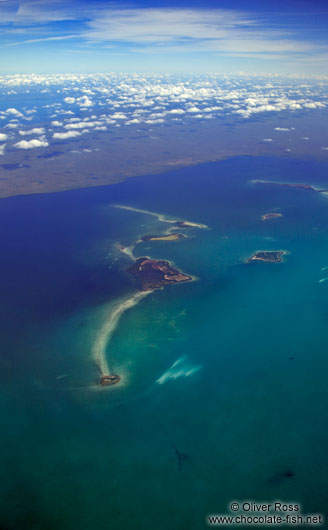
[168,109,185,114]
[0,73,327,144]
[14,138,49,149]
[77,95,93,107]
[111,112,127,119]
[53,130,81,139]
[19,128,45,136]
[0,144,6,155]
[187,106,201,113]
[64,120,103,129]
[4,123,19,129]
[0,133,8,141]
[303,102,325,108]
[4,108,23,117]
[125,118,141,124]
[64,121,89,129]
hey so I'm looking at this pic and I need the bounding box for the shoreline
[1,152,328,200]
[93,290,153,386]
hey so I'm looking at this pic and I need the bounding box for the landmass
[141,233,185,242]
[247,251,286,263]
[99,374,121,386]
[261,212,283,221]
[175,221,207,229]
[252,180,328,193]
[128,257,192,290]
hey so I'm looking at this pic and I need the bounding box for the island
[99,374,121,386]
[274,183,314,191]
[261,212,283,221]
[252,179,328,193]
[128,257,192,290]
[247,251,286,263]
[175,221,207,229]
[140,233,184,242]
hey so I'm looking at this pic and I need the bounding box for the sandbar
[141,233,185,242]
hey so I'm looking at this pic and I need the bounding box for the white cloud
[4,123,19,129]
[64,121,89,129]
[0,144,6,155]
[19,128,45,136]
[187,106,201,113]
[168,109,185,114]
[64,120,103,129]
[0,73,326,141]
[111,112,127,119]
[53,130,81,139]
[303,102,325,108]
[14,138,49,149]
[7,35,77,47]
[2,4,327,69]
[77,95,93,107]
[0,133,8,141]
[145,118,164,124]
[125,118,141,124]
[82,7,320,58]
[5,108,23,117]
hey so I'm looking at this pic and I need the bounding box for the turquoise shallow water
[1,156,328,529]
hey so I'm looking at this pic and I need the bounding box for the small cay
[100,374,121,386]
[248,251,286,263]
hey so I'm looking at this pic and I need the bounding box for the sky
[0,0,328,75]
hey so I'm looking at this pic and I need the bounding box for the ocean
[1,155,328,529]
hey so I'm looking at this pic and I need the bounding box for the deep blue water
[1,156,328,529]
